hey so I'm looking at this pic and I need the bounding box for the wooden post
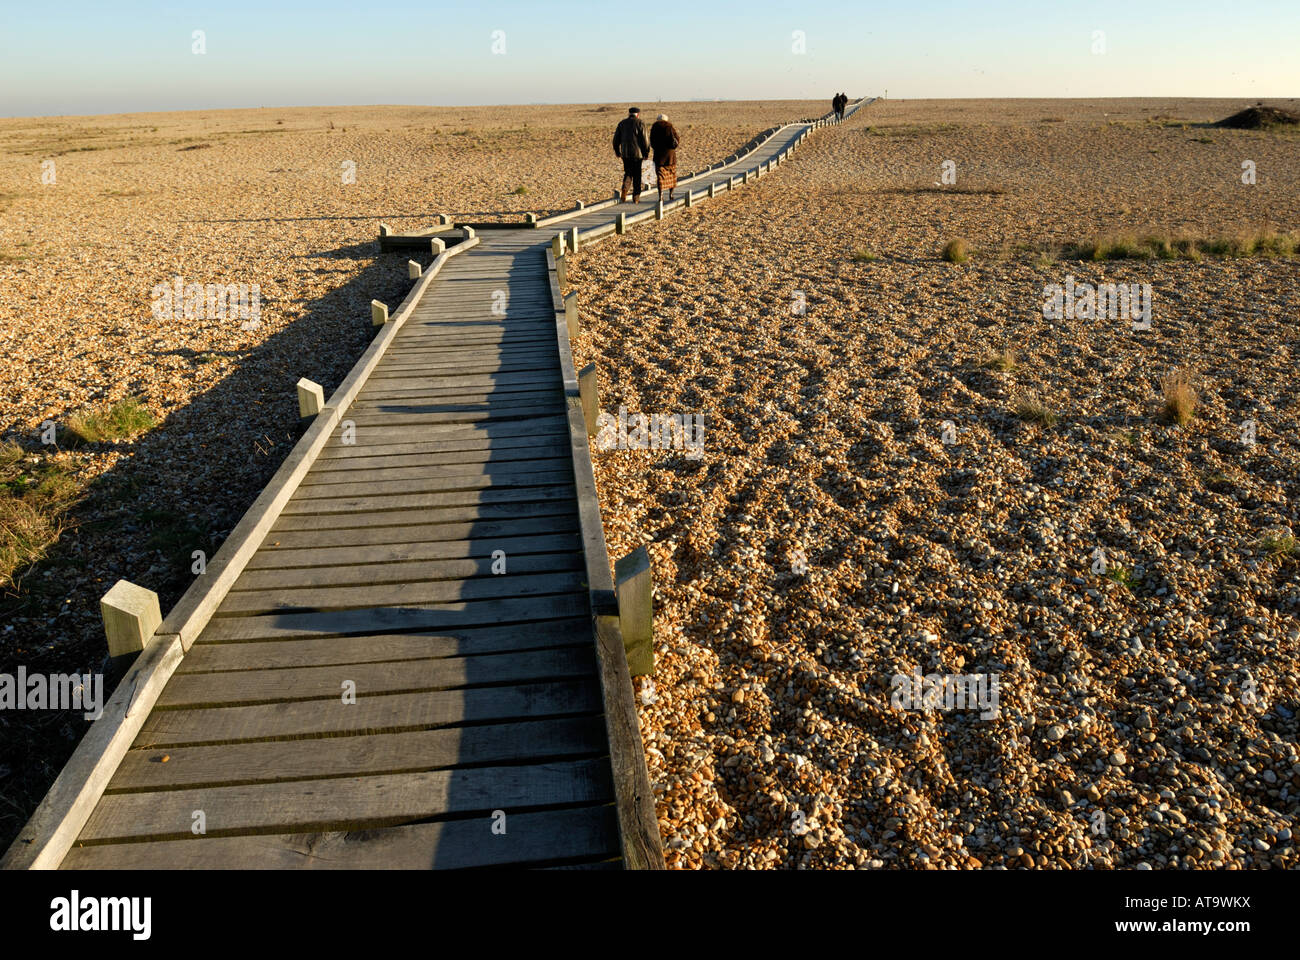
[371,300,389,326]
[655,200,664,220]
[616,212,627,235]
[525,212,537,225]
[552,233,565,257]
[729,176,737,189]
[615,548,653,677]
[708,182,717,198]
[563,291,579,338]
[100,580,162,659]
[462,226,476,239]
[431,237,445,256]
[378,223,391,238]
[407,260,421,280]
[578,363,598,437]
[556,252,568,287]
[576,200,585,210]
[568,226,579,252]
[742,170,750,184]
[437,214,450,225]
[296,378,325,418]
[684,191,694,208]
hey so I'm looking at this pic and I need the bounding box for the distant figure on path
[831,93,839,119]
[834,93,847,120]
[649,113,680,203]
[613,107,650,203]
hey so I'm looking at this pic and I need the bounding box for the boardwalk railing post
[615,548,653,677]
[555,250,568,287]
[563,291,579,338]
[437,214,450,225]
[684,191,694,208]
[407,260,421,280]
[568,226,579,252]
[616,212,627,235]
[462,226,476,239]
[576,200,585,210]
[578,363,599,437]
[371,300,389,326]
[552,234,565,257]
[708,182,717,198]
[655,200,664,220]
[296,378,325,418]
[378,223,391,237]
[525,212,537,225]
[431,237,445,256]
[100,580,162,659]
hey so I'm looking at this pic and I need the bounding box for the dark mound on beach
[1216,106,1300,129]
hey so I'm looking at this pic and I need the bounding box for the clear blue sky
[1,0,1296,117]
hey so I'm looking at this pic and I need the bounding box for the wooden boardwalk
[5,101,867,870]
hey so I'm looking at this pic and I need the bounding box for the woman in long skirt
[649,114,680,203]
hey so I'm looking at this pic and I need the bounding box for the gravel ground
[0,99,824,851]
[569,97,1300,869]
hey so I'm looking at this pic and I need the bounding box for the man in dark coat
[613,107,650,203]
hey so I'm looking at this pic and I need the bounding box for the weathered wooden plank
[63,805,619,870]
[215,569,586,616]
[245,533,581,571]
[185,618,590,670]
[77,757,614,842]
[158,645,597,708]
[231,550,582,593]
[308,443,572,473]
[291,467,573,501]
[352,386,562,407]
[278,483,576,517]
[333,403,567,427]
[270,500,579,532]
[315,430,568,458]
[198,592,590,641]
[318,417,566,441]
[300,455,573,485]
[138,678,602,747]
[262,514,579,549]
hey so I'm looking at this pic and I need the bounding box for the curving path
[3,98,870,871]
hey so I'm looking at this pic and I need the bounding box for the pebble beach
[2,96,1298,868]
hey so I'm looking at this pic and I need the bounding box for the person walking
[612,107,650,203]
[649,113,680,203]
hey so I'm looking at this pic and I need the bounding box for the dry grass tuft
[1159,367,1197,426]
[981,348,1018,372]
[65,396,156,445]
[942,238,970,263]
[1014,393,1057,427]
[0,441,78,589]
